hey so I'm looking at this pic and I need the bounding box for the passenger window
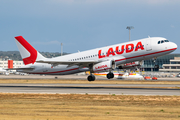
[165,40,169,42]
[161,40,164,43]
[158,41,160,44]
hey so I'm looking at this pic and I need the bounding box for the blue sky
[0,0,180,53]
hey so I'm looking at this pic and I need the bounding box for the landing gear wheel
[87,75,95,81]
[107,72,114,79]
[111,73,114,78]
[107,73,111,79]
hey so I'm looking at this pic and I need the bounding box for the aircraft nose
[169,42,178,52]
[172,42,178,49]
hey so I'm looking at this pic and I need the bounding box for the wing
[36,59,106,68]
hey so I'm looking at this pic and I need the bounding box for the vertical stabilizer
[15,36,46,65]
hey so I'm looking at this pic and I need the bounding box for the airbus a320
[13,36,177,81]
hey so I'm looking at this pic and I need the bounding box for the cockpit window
[158,40,169,44]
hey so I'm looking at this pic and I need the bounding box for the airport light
[126,26,134,41]
[61,43,63,56]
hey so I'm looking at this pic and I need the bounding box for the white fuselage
[17,37,177,75]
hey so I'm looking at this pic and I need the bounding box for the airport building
[141,54,180,71]
[0,60,23,69]
[159,57,180,72]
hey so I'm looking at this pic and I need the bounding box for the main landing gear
[87,74,95,81]
[87,72,114,81]
[107,72,114,79]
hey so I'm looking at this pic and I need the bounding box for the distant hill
[0,51,69,61]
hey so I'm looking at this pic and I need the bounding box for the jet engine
[90,60,116,73]
[118,61,143,69]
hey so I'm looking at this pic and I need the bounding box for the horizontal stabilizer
[7,67,34,71]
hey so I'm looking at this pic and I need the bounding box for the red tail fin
[15,36,45,65]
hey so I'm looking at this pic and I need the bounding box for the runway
[1,74,180,81]
[0,83,179,96]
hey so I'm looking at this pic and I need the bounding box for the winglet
[15,36,45,65]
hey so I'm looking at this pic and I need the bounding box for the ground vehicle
[144,76,151,80]
[152,77,158,80]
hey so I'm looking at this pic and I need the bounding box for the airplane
[0,67,9,75]
[13,36,177,81]
[117,72,144,80]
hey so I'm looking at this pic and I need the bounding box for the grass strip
[0,93,180,120]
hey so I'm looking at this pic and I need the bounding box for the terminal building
[0,60,23,69]
[141,54,180,71]
[159,57,180,72]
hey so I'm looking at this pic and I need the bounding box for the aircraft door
[146,39,152,51]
